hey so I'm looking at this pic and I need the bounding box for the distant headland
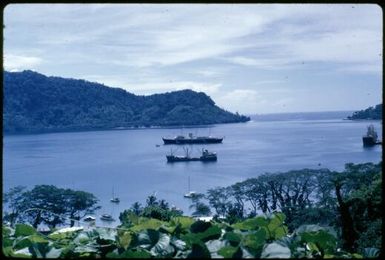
[347,104,382,120]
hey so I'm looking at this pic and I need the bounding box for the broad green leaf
[3,237,13,248]
[187,242,211,258]
[15,224,37,237]
[306,241,319,253]
[190,220,212,233]
[3,246,13,257]
[74,232,91,245]
[294,224,324,234]
[242,228,267,256]
[117,231,133,250]
[240,246,255,258]
[136,229,159,247]
[3,225,14,237]
[13,247,33,258]
[171,237,187,251]
[46,247,62,258]
[28,234,49,244]
[149,232,174,257]
[261,242,291,258]
[242,228,266,247]
[301,230,337,254]
[159,223,177,234]
[171,216,194,230]
[48,227,83,240]
[95,228,116,242]
[195,225,222,242]
[74,245,98,254]
[273,213,286,223]
[232,216,268,230]
[223,231,242,247]
[130,218,165,232]
[206,239,226,256]
[218,246,239,258]
[13,237,33,251]
[269,224,288,240]
[363,248,380,258]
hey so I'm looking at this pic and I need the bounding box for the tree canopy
[3,185,100,228]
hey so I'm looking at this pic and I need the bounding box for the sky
[3,4,383,114]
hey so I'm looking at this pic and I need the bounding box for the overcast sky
[4,4,382,114]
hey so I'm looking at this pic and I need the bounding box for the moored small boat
[100,214,114,221]
[83,216,96,222]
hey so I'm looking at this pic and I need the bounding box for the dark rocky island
[3,70,250,134]
[347,104,382,120]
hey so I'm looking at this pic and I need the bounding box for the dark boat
[362,125,381,146]
[100,214,114,221]
[163,133,223,144]
[166,148,217,163]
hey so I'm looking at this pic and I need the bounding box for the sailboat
[184,176,197,198]
[110,187,120,203]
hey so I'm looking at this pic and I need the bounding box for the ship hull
[162,138,223,144]
[166,155,217,163]
[363,136,377,146]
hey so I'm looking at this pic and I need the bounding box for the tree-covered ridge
[347,104,382,120]
[3,70,250,134]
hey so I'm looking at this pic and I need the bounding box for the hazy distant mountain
[347,104,382,120]
[250,111,355,122]
[3,70,250,134]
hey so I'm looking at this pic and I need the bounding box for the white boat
[110,187,120,203]
[83,216,96,222]
[184,176,197,198]
[184,191,197,198]
[100,214,114,221]
[110,197,120,203]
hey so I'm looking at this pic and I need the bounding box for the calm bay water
[3,113,382,227]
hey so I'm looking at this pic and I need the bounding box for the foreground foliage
[200,162,382,253]
[3,212,379,258]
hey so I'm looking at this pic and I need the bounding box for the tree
[62,189,101,227]
[146,195,158,207]
[206,187,232,217]
[3,186,28,226]
[4,185,100,229]
[130,202,143,215]
[190,202,211,217]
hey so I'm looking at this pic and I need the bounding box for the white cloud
[215,89,263,113]
[82,74,221,96]
[3,4,382,113]
[4,54,43,71]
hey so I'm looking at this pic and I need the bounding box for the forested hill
[347,104,382,120]
[3,70,250,134]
